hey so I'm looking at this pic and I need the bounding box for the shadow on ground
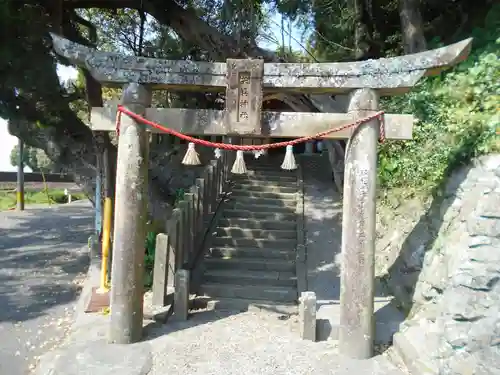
[0,203,93,323]
[300,154,405,345]
[143,308,242,341]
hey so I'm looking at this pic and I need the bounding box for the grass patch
[0,189,87,210]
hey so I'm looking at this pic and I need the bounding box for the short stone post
[88,234,100,261]
[299,291,317,341]
[174,269,190,321]
[109,83,151,344]
[64,188,72,203]
[304,141,314,154]
[339,88,379,359]
[151,233,170,307]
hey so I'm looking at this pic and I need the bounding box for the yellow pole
[17,137,25,211]
[98,197,113,292]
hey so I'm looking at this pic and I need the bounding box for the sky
[0,65,78,172]
[0,13,304,172]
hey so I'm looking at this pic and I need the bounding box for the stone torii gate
[51,34,471,358]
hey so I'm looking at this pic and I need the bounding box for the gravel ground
[0,201,93,375]
[145,308,402,375]
[23,156,405,375]
[144,156,404,375]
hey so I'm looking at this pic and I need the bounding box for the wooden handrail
[151,156,228,307]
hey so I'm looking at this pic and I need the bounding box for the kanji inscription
[225,59,264,135]
[237,72,251,122]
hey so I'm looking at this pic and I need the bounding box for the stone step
[232,177,296,186]
[218,218,296,231]
[243,167,284,173]
[244,159,281,165]
[199,283,297,303]
[224,209,296,221]
[203,269,297,287]
[227,196,297,209]
[246,168,297,176]
[231,183,297,194]
[204,257,295,272]
[245,157,282,163]
[231,177,295,186]
[244,162,282,169]
[229,201,295,213]
[232,173,296,182]
[230,188,297,200]
[215,227,297,240]
[207,246,296,260]
[198,297,297,314]
[213,236,296,249]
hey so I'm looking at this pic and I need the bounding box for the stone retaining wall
[375,155,500,374]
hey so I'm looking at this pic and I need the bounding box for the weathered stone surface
[225,59,264,135]
[378,154,500,375]
[50,33,472,95]
[476,192,500,218]
[339,88,379,359]
[299,291,317,341]
[92,105,414,140]
[173,269,190,321]
[109,83,150,344]
[152,233,171,307]
[467,216,500,237]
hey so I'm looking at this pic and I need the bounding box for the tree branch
[71,11,98,46]
[49,0,347,191]
[63,0,139,10]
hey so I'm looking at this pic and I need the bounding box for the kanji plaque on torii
[225,59,264,135]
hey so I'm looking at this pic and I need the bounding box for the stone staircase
[198,156,301,309]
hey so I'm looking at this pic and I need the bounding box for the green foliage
[0,189,86,210]
[10,144,55,172]
[48,190,85,204]
[142,188,187,288]
[175,188,185,203]
[378,19,500,200]
[144,230,156,289]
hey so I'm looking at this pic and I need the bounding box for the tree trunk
[7,116,97,197]
[144,0,274,60]
[352,0,381,60]
[399,0,427,54]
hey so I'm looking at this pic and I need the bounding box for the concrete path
[0,201,93,375]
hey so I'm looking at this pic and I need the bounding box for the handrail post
[152,233,170,307]
[167,209,181,288]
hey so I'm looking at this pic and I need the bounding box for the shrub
[378,15,499,201]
